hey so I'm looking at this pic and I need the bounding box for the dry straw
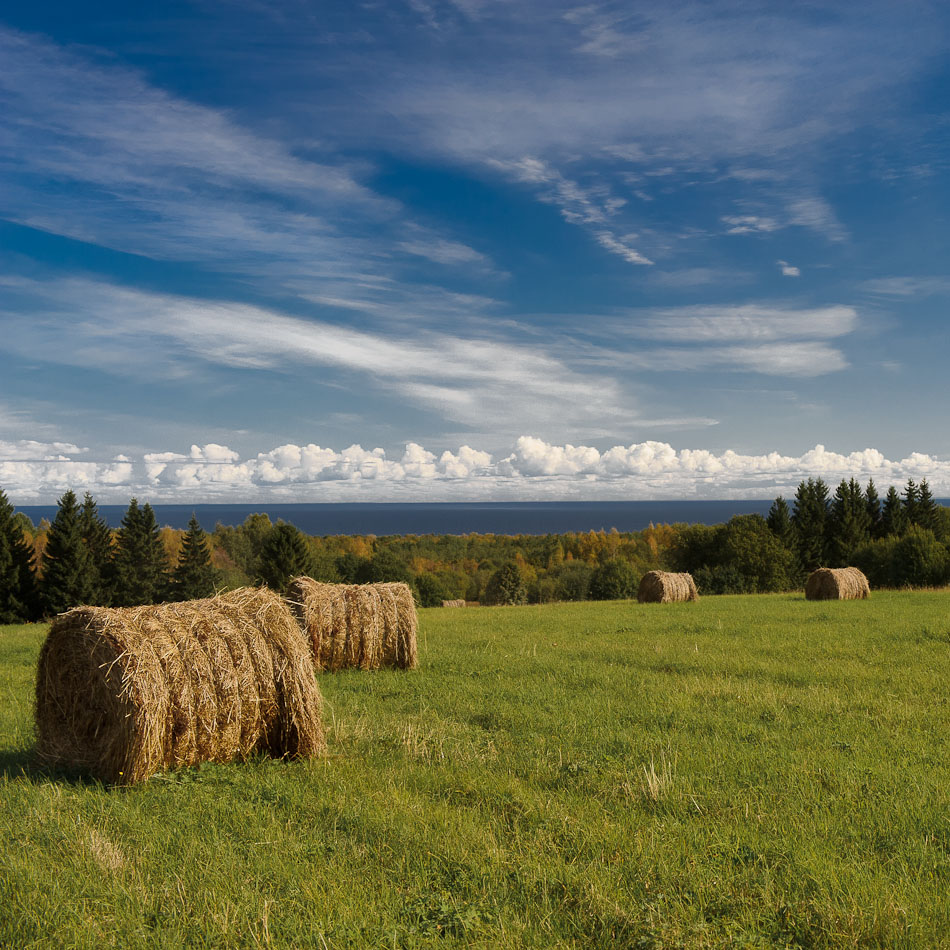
[805,566,870,601]
[637,570,699,604]
[286,577,418,672]
[35,588,325,785]
[441,599,466,608]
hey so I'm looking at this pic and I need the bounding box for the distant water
[19,499,949,536]
[16,499,782,535]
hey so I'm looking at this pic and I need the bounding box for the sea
[16,499,787,535]
[19,499,948,536]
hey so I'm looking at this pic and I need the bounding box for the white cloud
[630,304,856,343]
[0,278,641,436]
[777,260,801,277]
[722,215,781,235]
[3,436,949,503]
[486,157,653,266]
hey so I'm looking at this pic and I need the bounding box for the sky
[1,0,949,503]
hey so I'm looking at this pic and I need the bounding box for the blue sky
[1,0,949,502]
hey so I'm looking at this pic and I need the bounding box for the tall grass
[3,591,950,947]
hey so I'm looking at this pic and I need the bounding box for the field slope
[3,592,950,948]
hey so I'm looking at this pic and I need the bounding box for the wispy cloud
[0,278,649,438]
[777,260,800,277]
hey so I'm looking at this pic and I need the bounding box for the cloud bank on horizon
[2,435,947,504]
[1,2,948,503]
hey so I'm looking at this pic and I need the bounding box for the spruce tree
[172,515,217,600]
[881,485,907,537]
[903,479,920,526]
[865,479,883,538]
[791,478,830,571]
[41,490,95,616]
[80,492,115,605]
[766,496,794,548]
[828,478,871,565]
[0,489,38,622]
[917,479,939,532]
[113,499,169,606]
[257,523,314,590]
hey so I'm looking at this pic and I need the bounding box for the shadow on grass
[0,745,104,787]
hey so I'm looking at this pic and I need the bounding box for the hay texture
[805,567,870,601]
[637,570,699,604]
[35,588,325,785]
[441,599,466,608]
[286,577,418,672]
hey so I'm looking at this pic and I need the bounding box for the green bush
[552,561,593,602]
[588,559,637,600]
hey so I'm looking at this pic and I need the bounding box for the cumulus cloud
[777,260,801,277]
[3,436,949,504]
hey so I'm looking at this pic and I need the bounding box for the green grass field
[3,592,950,948]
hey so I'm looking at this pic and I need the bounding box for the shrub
[552,561,593,602]
[588,559,637,600]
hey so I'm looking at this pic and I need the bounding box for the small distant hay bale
[805,567,870,601]
[35,588,325,785]
[441,599,466,608]
[637,570,699,604]
[286,577,418,672]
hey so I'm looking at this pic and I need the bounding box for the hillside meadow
[3,591,950,948]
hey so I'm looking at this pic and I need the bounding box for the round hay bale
[637,570,699,604]
[805,566,870,600]
[286,577,418,672]
[35,588,325,785]
[441,599,466,608]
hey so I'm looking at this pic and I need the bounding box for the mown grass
[3,592,950,948]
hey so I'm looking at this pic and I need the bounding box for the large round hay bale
[637,570,699,604]
[805,567,870,600]
[286,577,418,672]
[35,588,325,785]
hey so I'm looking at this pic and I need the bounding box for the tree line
[0,477,947,622]
[671,477,949,594]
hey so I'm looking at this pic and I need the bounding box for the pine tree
[828,478,871,565]
[257,523,314,590]
[766,496,794,548]
[791,478,830,571]
[881,485,907,537]
[0,489,38,622]
[171,515,218,600]
[113,499,169,606]
[903,479,920,526]
[80,492,114,605]
[41,490,95,616]
[865,479,883,538]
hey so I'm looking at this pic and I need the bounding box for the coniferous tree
[483,561,528,606]
[766,496,794,548]
[903,479,920,526]
[881,485,907,537]
[80,492,114,605]
[257,523,314,590]
[42,490,95,615]
[0,489,38,622]
[865,479,883,538]
[791,478,830,571]
[171,515,217,600]
[113,499,169,606]
[828,478,871,565]
[917,479,939,532]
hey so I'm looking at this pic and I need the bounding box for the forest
[0,476,947,623]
